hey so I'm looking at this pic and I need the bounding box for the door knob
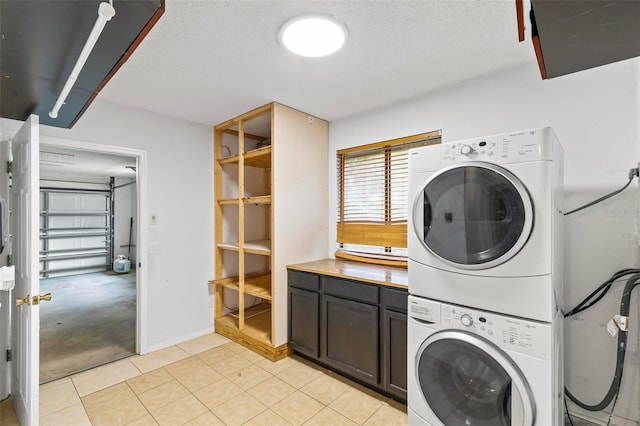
[16,295,32,306]
[33,293,52,305]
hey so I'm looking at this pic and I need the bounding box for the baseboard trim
[145,327,214,353]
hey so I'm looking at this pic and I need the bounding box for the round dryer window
[416,330,535,426]
[413,163,534,269]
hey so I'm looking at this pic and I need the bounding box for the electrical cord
[565,272,640,412]
[564,167,639,216]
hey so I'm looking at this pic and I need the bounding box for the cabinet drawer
[288,270,320,291]
[323,276,379,305]
[382,287,408,313]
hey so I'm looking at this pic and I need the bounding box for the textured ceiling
[98,0,537,126]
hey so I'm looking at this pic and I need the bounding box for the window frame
[336,130,441,266]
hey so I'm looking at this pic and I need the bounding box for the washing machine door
[416,330,535,426]
[412,162,533,269]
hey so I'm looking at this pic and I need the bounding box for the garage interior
[38,145,138,383]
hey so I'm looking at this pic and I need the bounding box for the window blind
[336,131,441,262]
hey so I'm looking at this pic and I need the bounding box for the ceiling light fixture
[279,14,348,58]
[49,2,115,119]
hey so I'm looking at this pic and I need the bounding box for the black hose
[565,273,640,411]
[564,269,640,317]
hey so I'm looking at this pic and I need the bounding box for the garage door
[40,188,113,278]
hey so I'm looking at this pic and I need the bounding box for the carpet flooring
[39,270,136,383]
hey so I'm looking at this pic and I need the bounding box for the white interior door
[10,114,40,425]
[0,139,11,401]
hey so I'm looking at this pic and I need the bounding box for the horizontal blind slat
[337,134,441,255]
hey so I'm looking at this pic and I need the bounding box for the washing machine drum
[413,163,534,269]
[416,330,535,426]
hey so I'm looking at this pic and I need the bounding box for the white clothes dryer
[407,295,563,426]
[408,128,563,322]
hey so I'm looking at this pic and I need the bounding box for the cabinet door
[321,295,379,385]
[383,309,407,400]
[288,287,320,359]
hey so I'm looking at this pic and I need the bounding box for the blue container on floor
[113,257,131,274]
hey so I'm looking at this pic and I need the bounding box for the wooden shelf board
[244,195,271,204]
[214,309,290,361]
[245,274,272,300]
[209,272,271,301]
[244,146,271,168]
[217,240,271,255]
[218,155,239,165]
[245,248,271,256]
[217,242,240,251]
[218,198,239,205]
[244,240,271,255]
[219,281,239,292]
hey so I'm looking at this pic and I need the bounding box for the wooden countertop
[287,258,408,289]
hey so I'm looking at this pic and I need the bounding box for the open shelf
[216,308,271,345]
[216,240,271,255]
[218,198,240,205]
[213,103,326,360]
[216,146,270,169]
[244,240,271,255]
[214,304,290,361]
[218,155,240,165]
[244,146,271,168]
[210,272,272,301]
[245,274,272,299]
[244,195,271,204]
[217,241,240,251]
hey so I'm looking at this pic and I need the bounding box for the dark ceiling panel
[0,0,163,128]
[531,0,640,79]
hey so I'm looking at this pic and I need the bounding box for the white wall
[1,98,214,351]
[329,59,640,424]
[114,177,137,265]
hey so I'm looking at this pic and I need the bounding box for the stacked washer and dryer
[407,128,564,426]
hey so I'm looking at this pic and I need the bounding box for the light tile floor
[5,333,407,426]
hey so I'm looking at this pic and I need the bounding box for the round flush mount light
[279,14,348,57]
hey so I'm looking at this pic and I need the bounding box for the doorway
[37,137,147,383]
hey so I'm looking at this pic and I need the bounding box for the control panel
[440,128,553,166]
[409,296,441,324]
[410,296,552,359]
[441,304,498,343]
[498,316,550,359]
[441,303,551,358]
[442,136,498,163]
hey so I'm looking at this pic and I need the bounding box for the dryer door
[412,162,533,269]
[415,330,535,426]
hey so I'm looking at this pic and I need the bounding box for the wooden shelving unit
[209,102,329,361]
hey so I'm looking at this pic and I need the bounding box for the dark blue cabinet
[288,268,407,401]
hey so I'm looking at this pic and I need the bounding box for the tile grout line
[358,397,392,426]
[42,340,408,426]
[123,380,156,425]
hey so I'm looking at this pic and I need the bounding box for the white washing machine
[408,128,563,322]
[407,295,563,426]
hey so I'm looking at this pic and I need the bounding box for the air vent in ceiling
[40,151,75,164]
